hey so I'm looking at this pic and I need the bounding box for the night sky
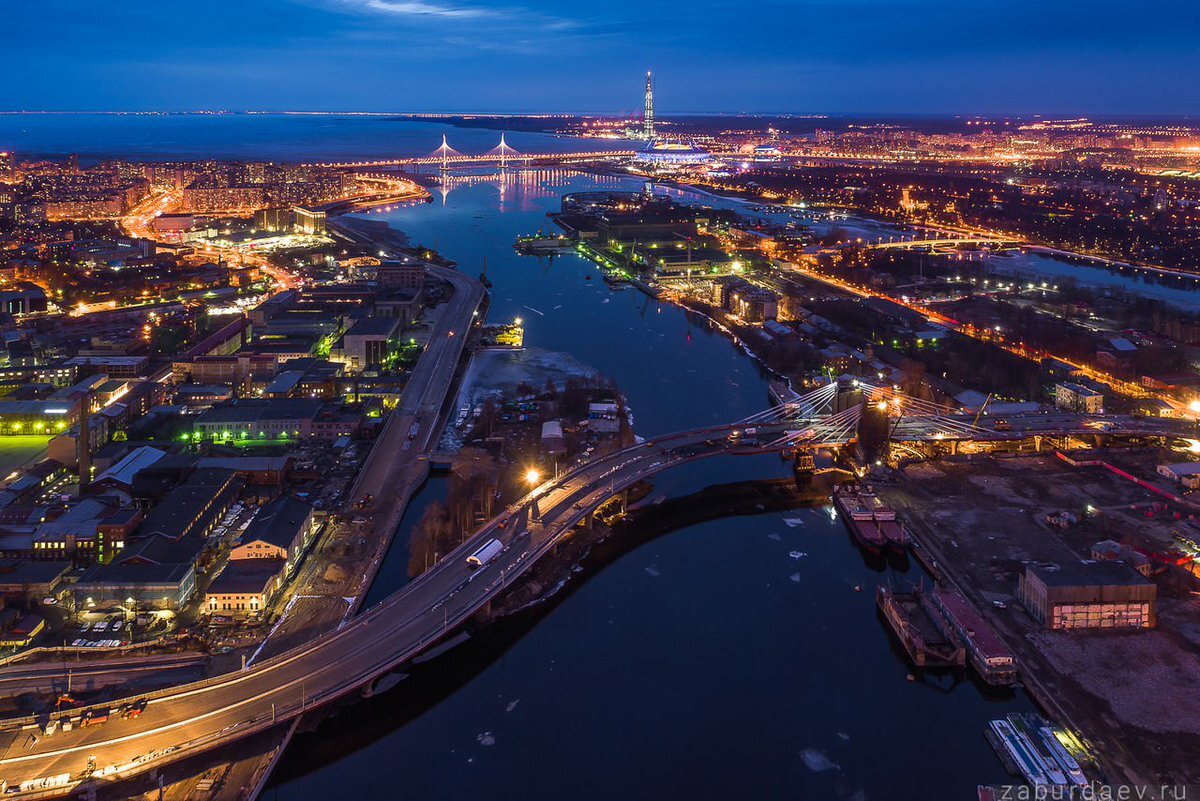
[6,0,1199,114]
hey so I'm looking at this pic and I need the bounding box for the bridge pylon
[486,133,522,170]
[429,135,463,173]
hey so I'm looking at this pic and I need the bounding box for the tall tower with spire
[643,71,655,141]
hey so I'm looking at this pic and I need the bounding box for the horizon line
[1,110,1198,121]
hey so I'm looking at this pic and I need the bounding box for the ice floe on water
[477,732,496,746]
[645,564,661,577]
[767,533,782,541]
[799,748,838,773]
[505,700,520,713]
[837,732,851,742]
[789,573,801,583]
[788,551,807,559]
[782,518,805,528]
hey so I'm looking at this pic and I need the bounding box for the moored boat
[832,485,890,553]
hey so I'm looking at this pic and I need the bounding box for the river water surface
[266,169,1034,800]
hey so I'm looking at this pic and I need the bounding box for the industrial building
[1018,561,1156,630]
[230,495,316,576]
[192,398,361,443]
[204,558,286,619]
[0,400,76,435]
[1156,462,1200,489]
[331,317,399,372]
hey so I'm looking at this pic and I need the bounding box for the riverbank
[882,455,1200,792]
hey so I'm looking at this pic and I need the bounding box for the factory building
[1018,561,1156,630]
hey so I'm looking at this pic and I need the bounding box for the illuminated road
[118,190,180,241]
[770,259,1174,409]
[0,379,1188,795]
[0,418,798,796]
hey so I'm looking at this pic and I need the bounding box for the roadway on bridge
[246,250,485,660]
[0,422,782,795]
[0,376,1189,794]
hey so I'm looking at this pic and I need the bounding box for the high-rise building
[0,151,13,182]
[254,207,292,232]
[293,206,326,236]
[643,71,655,141]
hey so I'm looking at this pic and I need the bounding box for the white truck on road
[466,538,504,568]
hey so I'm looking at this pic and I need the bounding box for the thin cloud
[362,0,493,18]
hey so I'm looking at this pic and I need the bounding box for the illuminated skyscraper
[643,71,655,141]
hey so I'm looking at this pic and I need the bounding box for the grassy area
[0,436,52,478]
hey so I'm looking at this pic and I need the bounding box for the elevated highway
[0,418,803,796]
[0,381,1191,796]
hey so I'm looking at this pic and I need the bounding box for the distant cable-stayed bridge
[306,134,635,169]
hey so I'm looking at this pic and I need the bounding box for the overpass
[0,382,1188,796]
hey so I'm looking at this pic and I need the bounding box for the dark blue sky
[6,0,1199,114]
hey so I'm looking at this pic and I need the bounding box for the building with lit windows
[191,398,360,443]
[1018,561,1156,630]
[0,401,76,435]
[1055,382,1104,414]
[204,558,286,619]
[293,206,326,235]
[229,495,315,576]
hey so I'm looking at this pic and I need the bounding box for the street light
[526,468,543,522]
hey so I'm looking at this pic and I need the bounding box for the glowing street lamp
[526,468,543,522]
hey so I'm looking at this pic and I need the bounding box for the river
[264,168,1033,800]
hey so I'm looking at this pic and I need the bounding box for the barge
[876,584,965,668]
[932,587,1018,686]
[832,485,889,553]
